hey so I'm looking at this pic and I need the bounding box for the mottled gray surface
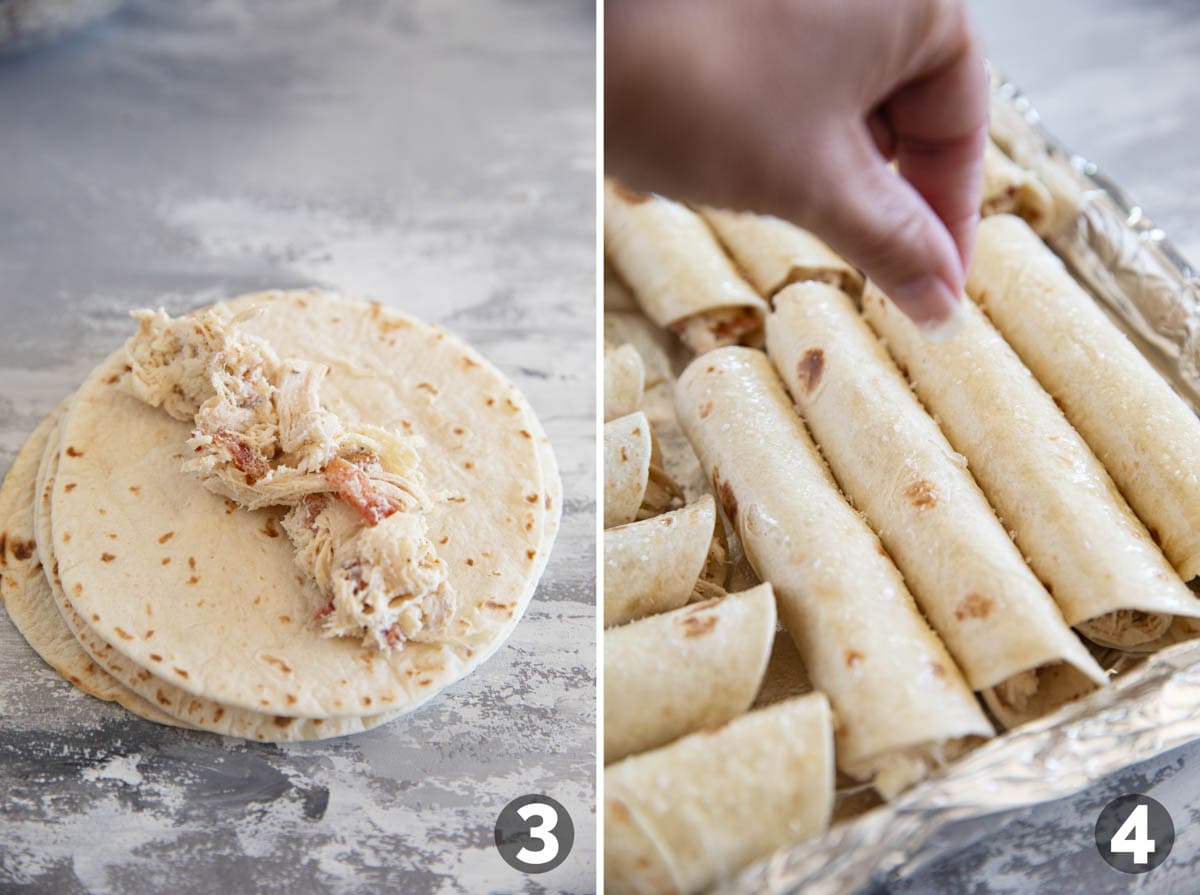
[0,1,595,893]
[887,2,1200,893]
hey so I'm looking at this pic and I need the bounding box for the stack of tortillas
[0,290,560,741]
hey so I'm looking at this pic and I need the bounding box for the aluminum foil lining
[719,70,1200,895]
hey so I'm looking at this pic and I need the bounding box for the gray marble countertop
[887,3,1200,893]
[0,2,595,893]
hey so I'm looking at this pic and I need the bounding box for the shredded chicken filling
[125,307,453,652]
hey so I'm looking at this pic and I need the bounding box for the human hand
[606,0,988,335]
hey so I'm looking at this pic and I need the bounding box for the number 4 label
[1110,803,1154,865]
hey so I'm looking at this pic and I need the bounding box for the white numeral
[1111,803,1155,865]
[516,802,560,866]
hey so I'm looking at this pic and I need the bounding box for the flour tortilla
[968,215,1200,583]
[988,88,1083,234]
[49,291,559,720]
[605,411,653,528]
[604,583,775,764]
[605,344,645,423]
[701,208,862,299]
[862,284,1200,649]
[604,496,715,628]
[0,408,187,727]
[981,139,1053,233]
[605,693,835,895]
[604,180,768,353]
[676,348,992,794]
[766,283,1105,710]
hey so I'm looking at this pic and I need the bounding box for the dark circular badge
[495,794,574,874]
[1095,794,1174,873]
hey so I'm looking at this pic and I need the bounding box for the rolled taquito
[701,208,863,299]
[604,496,717,628]
[604,583,776,764]
[988,88,1083,233]
[766,283,1105,721]
[604,411,682,528]
[605,343,645,422]
[968,214,1200,583]
[676,348,992,796]
[981,139,1054,233]
[862,285,1200,660]
[604,179,768,355]
[605,693,834,895]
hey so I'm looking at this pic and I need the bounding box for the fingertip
[887,275,963,339]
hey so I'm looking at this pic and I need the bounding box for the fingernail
[890,276,963,343]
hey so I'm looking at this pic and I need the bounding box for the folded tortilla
[981,139,1054,234]
[604,583,776,763]
[605,343,646,422]
[676,348,992,795]
[862,284,1200,655]
[604,496,716,628]
[701,208,863,299]
[605,411,653,528]
[988,88,1083,234]
[766,283,1105,719]
[605,693,834,895]
[604,179,768,355]
[968,214,1200,583]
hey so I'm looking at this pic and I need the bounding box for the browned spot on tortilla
[506,397,521,412]
[438,536,449,545]
[129,485,141,495]
[160,557,172,567]
[260,699,270,707]
[278,615,291,624]
[173,667,189,679]
[273,716,294,728]
[188,576,199,585]
[149,653,163,662]
[72,583,83,596]
[698,401,713,419]
[711,466,738,524]
[224,499,238,515]
[360,696,373,708]
[845,650,864,668]
[525,493,539,504]
[519,429,533,439]
[262,655,293,673]
[680,614,718,639]
[9,538,34,561]
[466,558,475,566]
[106,532,117,541]
[463,355,481,368]
[68,675,82,685]
[525,520,534,531]
[65,446,83,458]
[486,397,496,407]
[188,556,196,570]
[419,678,433,687]
[609,799,632,823]
[416,382,438,395]
[485,600,513,610]
[103,374,120,385]
[144,630,154,639]
[955,592,994,621]
[661,517,673,527]
[619,446,628,462]
[254,595,262,605]
[452,426,465,435]
[91,613,99,622]
[464,460,474,470]
[98,508,106,516]
[631,427,642,436]
[158,532,174,544]
[931,662,946,679]
[526,549,537,560]
[137,669,152,682]
[64,483,77,493]
[796,348,825,394]
[63,533,71,543]
[903,479,939,509]
[114,627,132,640]
[262,518,279,538]
[213,706,225,721]
[101,553,116,563]
[611,181,651,204]
[286,694,297,705]
[447,496,466,503]
[156,689,171,707]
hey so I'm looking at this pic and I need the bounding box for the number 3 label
[1096,795,1174,873]
[496,794,575,874]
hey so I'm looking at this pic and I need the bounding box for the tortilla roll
[605,343,645,422]
[605,693,834,895]
[604,496,717,628]
[604,411,653,528]
[676,348,992,795]
[968,214,1200,583]
[604,179,768,355]
[766,283,1106,719]
[988,88,1083,233]
[701,208,863,299]
[604,583,776,763]
[981,139,1054,233]
[862,285,1200,656]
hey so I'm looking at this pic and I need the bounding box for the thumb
[803,128,965,339]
